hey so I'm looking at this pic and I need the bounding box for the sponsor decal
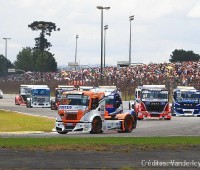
[105,104,114,108]
[59,105,85,110]
[59,105,72,110]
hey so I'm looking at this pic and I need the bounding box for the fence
[0,75,199,101]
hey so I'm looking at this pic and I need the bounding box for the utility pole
[3,38,11,77]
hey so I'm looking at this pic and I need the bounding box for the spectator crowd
[1,61,200,94]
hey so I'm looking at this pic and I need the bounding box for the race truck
[55,90,137,134]
[78,86,93,91]
[15,85,34,105]
[26,85,51,108]
[92,86,122,96]
[51,85,76,110]
[133,85,171,120]
[90,86,124,115]
[129,85,144,110]
[172,86,200,116]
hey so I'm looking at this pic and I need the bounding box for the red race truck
[133,85,171,120]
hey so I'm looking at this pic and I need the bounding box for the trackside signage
[8,68,16,73]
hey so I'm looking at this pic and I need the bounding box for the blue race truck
[172,86,200,116]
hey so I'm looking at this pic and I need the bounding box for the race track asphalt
[0,148,200,169]
[0,94,200,169]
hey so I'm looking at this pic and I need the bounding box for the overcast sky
[0,0,200,67]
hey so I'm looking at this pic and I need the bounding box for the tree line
[0,20,200,76]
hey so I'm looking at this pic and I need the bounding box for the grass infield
[0,110,55,132]
[0,137,200,151]
[0,110,200,151]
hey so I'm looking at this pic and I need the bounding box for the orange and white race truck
[133,85,171,120]
[55,90,137,134]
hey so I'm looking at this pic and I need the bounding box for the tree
[14,47,57,72]
[169,49,200,62]
[28,21,60,72]
[0,54,13,76]
[28,21,60,51]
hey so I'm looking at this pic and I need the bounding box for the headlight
[56,114,63,121]
[174,102,180,106]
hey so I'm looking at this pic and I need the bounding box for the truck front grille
[66,114,77,120]
[38,98,45,103]
[146,102,165,112]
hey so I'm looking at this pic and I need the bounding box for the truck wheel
[120,114,134,133]
[57,130,68,134]
[15,99,19,105]
[164,118,171,120]
[90,117,102,134]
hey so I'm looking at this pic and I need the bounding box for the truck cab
[51,85,76,110]
[172,86,200,116]
[78,86,93,91]
[15,85,34,105]
[26,85,51,108]
[134,85,171,120]
[90,86,124,115]
[55,90,137,134]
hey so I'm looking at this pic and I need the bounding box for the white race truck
[26,85,51,108]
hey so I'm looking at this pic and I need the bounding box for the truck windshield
[20,87,31,95]
[105,96,114,105]
[142,90,168,100]
[55,89,63,98]
[176,91,199,103]
[32,89,50,96]
[63,94,89,106]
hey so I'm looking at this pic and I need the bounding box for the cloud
[188,2,200,18]
[0,0,200,66]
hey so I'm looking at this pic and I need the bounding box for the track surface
[0,94,200,137]
[0,94,200,169]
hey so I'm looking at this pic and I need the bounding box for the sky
[0,0,200,67]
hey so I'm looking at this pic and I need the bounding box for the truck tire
[57,130,68,134]
[119,114,134,133]
[90,117,102,134]
[15,99,19,105]
[171,104,175,116]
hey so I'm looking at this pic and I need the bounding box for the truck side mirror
[136,98,141,103]
[92,98,99,110]
[115,101,120,108]
[115,94,120,100]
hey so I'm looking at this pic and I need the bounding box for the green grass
[0,110,200,152]
[0,137,200,151]
[0,110,55,132]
